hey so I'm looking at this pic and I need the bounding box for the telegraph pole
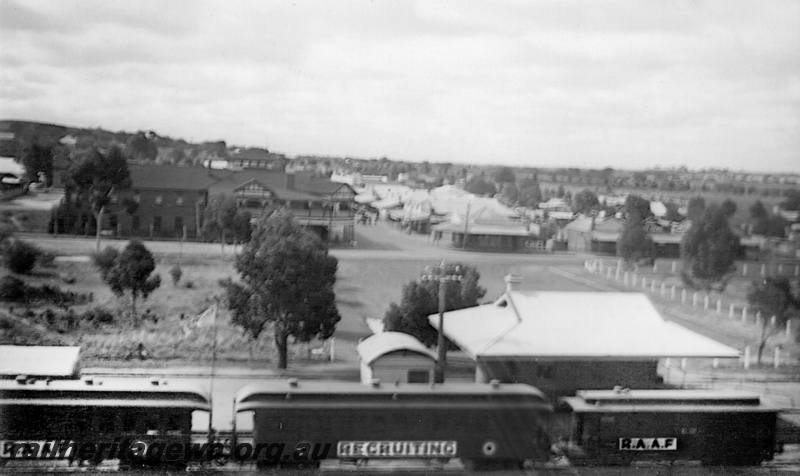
[422,261,462,383]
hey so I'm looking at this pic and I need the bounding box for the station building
[429,276,740,401]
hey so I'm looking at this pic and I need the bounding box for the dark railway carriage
[561,389,780,466]
[0,377,210,466]
[235,379,553,469]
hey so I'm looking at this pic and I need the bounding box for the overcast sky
[1,0,799,172]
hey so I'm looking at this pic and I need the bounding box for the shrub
[170,264,183,286]
[83,307,115,325]
[37,251,57,268]
[4,240,41,274]
[0,276,26,301]
[93,246,119,281]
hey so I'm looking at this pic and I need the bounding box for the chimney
[504,274,522,293]
[285,172,295,190]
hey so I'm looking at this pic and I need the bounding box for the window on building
[174,216,183,234]
[153,216,162,233]
[175,194,184,206]
[134,192,141,203]
[155,195,163,205]
[408,370,430,383]
[132,215,140,231]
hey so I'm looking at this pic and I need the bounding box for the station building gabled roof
[429,291,740,361]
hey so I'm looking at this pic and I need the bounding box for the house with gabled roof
[209,169,356,242]
[429,275,740,401]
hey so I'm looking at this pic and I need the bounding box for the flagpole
[208,298,218,436]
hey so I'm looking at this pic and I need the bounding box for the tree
[681,204,740,291]
[499,183,518,206]
[617,218,653,267]
[493,166,516,184]
[781,190,800,212]
[747,277,799,364]
[623,194,652,221]
[97,241,161,322]
[750,200,769,221]
[720,198,737,219]
[201,194,239,254]
[3,239,41,274]
[383,263,486,347]
[687,196,706,221]
[572,189,600,215]
[464,177,496,196]
[664,202,683,222]
[127,132,158,161]
[64,147,132,253]
[517,178,542,208]
[20,142,54,186]
[223,208,340,369]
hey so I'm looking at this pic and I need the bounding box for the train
[0,375,783,470]
[559,388,781,467]
[234,378,553,469]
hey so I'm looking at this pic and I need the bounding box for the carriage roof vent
[490,379,501,389]
[151,378,160,386]
[15,375,27,385]
[288,378,299,388]
[370,379,381,388]
[84,377,94,385]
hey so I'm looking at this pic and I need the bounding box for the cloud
[1,0,798,171]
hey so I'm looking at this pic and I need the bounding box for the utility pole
[422,261,462,383]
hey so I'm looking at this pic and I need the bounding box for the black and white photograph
[0,0,798,474]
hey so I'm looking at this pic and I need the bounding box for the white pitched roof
[357,332,437,365]
[429,292,739,360]
[0,346,81,377]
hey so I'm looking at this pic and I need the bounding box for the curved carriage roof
[562,389,777,413]
[357,332,437,365]
[235,380,551,412]
[0,377,210,410]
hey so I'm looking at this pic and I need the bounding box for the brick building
[112,165,355,242]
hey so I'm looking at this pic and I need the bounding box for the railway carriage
[561,388,780,466]
[235,379,553,469]
[0,376,210,467]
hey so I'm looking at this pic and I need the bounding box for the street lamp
[421,261,462,383]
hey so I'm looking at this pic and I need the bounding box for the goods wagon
[561,388,780,466]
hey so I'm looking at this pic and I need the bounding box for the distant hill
[0,119,281,167]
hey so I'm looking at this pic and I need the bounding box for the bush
[0,276,26,301]
[170,264,183,286]
[4,240,41,274]
[93,247,119,281]
[37,251,57,268]
[83,307,115,325]
[0,277,90,306]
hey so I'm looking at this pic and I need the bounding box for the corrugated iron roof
[357,332,437,365]
[429,292,740,360]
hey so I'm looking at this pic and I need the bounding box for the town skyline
[2,0,799,173]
